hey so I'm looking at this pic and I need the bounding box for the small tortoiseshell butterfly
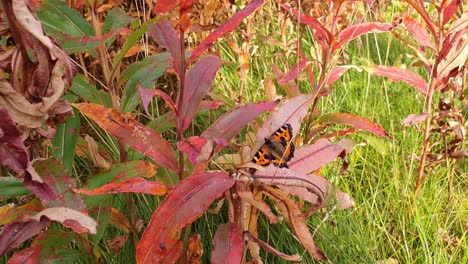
[252,124,295,168]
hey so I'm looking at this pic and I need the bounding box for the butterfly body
[252,124,295,168]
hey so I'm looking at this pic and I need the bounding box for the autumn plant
[360,0,467,200]
[2,0,461,263]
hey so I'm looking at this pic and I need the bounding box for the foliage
[0,0,465,264]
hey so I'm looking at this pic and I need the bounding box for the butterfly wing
[252,124,295,168]
[252,145,271,166]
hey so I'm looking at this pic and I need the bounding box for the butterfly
[252,124,295,168]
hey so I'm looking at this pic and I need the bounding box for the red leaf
[0,107,29,173]
[198,100,224,111]
[138,85,155,116]
[271,64,301,97]
[281,4,331,47]
[148,19,183,77]
[252,94,314,154]
[0,216,51,256]
[0,207,97,255]
[202,100,278,142]
[136,171,235,264]
[277,59,308,85]
[333,22,395,51]
[362,65,429,94]
[189,0,264,63]
[289,138,344,173]
[8,230,74,264]
[442,0,460,26]
[138,85,176,116]
[178,56,222,132]
[177,136,207,164]
[32,159,87,212]
[73,103,178,172]
[318,113,389,137]
[325,66,352,85]
[153,0,179,14]
[402,113,430,127]
[75,178,170,196]
[212,223,243,264]
[402,16,435,50]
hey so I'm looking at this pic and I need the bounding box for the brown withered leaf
[264,187,327,261]
[0,0,75,134]
[186,233,203,264]
[107,235,129,253]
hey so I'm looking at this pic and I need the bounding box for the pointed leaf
[75,178,169,196]
[0,207,97,255]
[0,216,51,256]
[8,230,76,264]
[52,108,80,172]
[70,74,112,106]
[35,207,97,234]
[253,94,314,154]
[318,113,388,137]
[281,4,331,46]
[112,26,147,68]
[264,188,327,260]
[202,101,278,142]
[289,138,344,173]
[189,0,264,63]
[402,16,435,50]
[149,19,183,77]
[0,177,31,201]
[177,136,207,164]
[120,53,170,112]
[442,0,461,26]
[362,65,429,94]
[402,113,430,127]
[178,56,222,132]
[33,158,87,211]
[136,171,235,264]
[277,59,309,85]
[238,191,281,224]
[73,103,178,172]
[333,22,395,51]
[325,66,356,85]
[212,223,243,264]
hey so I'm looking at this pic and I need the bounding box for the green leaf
[70,74,112,106]
[120,53,170,112]
[112,26,147,68]
[103,7,135,47]
[52,109,80,172]
[37,0,95,38]
[0,177,31,201]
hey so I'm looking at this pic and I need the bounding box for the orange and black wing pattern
[252,124,295,168]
